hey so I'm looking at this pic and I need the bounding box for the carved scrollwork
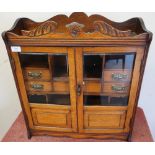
[93,21,133,37]
[66,22,85,37]
[21,21,57,37]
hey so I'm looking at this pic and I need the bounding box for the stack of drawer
[24,67,52,92]
[103,69,132,95]
[84,69,132,96]
[24,67,69,93]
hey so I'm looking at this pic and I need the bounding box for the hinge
[11,57,16,71]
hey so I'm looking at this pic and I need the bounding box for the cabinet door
[75,47,143,133]
[12,47,77,132]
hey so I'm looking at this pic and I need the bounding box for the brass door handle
[77,84,81,96]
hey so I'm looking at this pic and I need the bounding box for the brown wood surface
[24,68,51,81]
[104,69,132,82]
[26,81,52,92]
[31,108,71,128]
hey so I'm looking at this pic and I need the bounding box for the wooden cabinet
[2,12,152,141]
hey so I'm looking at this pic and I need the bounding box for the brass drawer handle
[112,73,128,81]
[28,72,42,79]
[31,84,44,90]
[112,85,127,92]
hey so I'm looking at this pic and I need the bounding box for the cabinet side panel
[11,52,34,128]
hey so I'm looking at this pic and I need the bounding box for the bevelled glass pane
[19,53,49,68]
[47,94,70,105]
[83,55,102,78]
[28,94,46,103]
[52,55,68,78]
[104,53,135,69]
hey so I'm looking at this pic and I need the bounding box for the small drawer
[83,81,101,93]
[26,81,52,92]
[23,68,51,81]
[104,69,131,82]
[103,82,130,94]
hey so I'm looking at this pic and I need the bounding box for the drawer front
[83,81,101,93]
[31,108,71,128]
[53,81,69,92]
[103,82,130,94]
[84,110,126,129]
[26,81,52,92]
[104,69,132,82]
[24,68,51,81]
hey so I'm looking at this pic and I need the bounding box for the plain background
[0,12,155,141]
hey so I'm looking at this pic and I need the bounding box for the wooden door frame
[75,47,144,133]
[11,47,78,133]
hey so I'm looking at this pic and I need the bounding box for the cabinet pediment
[4,12,152,42]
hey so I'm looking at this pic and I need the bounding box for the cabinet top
[2,12,153,46]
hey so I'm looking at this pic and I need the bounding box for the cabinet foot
[27,130,32,139]
[127,134,132,142]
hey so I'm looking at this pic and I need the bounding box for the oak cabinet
[2,12,152,141]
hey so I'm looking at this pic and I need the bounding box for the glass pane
[84,95,128,106]
[84,95,108,106]
[104,53,135,69]
[83,53,135,106]
[83,55,102,78]
[110,96,128,106]
[47,94,70,105]
[19,53,70,105]
[28,94,46,103]
[19,53,49,68]
[51,55,68,78]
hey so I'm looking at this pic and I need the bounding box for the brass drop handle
[77,84,81,96]
[112,85,127,92]
[28,72,42,79]
[31,84,44,90]
[111,73,128,81]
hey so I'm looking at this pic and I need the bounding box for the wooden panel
[104,69,132,82]
[124,49,144,132]
[53,81,69,92]
[31,108,71,129]
[103,82,130,94]
[26,81,52,92]
[30,103,70,110]
[75,48,84,132]
[84,108,126,133]
[22,47,67,53]
[83,81,101,93]
[23,67,51,81]
[11,53,34,128]
[83,47,137,53]
[67,47,78,132]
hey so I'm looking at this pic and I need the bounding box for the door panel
[17,47,77,132]
[32,108,71,128]
[84,110,126,129]
[76,47,143,133]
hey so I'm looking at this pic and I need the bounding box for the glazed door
[76,47,143,133]
[12,47,77,132]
